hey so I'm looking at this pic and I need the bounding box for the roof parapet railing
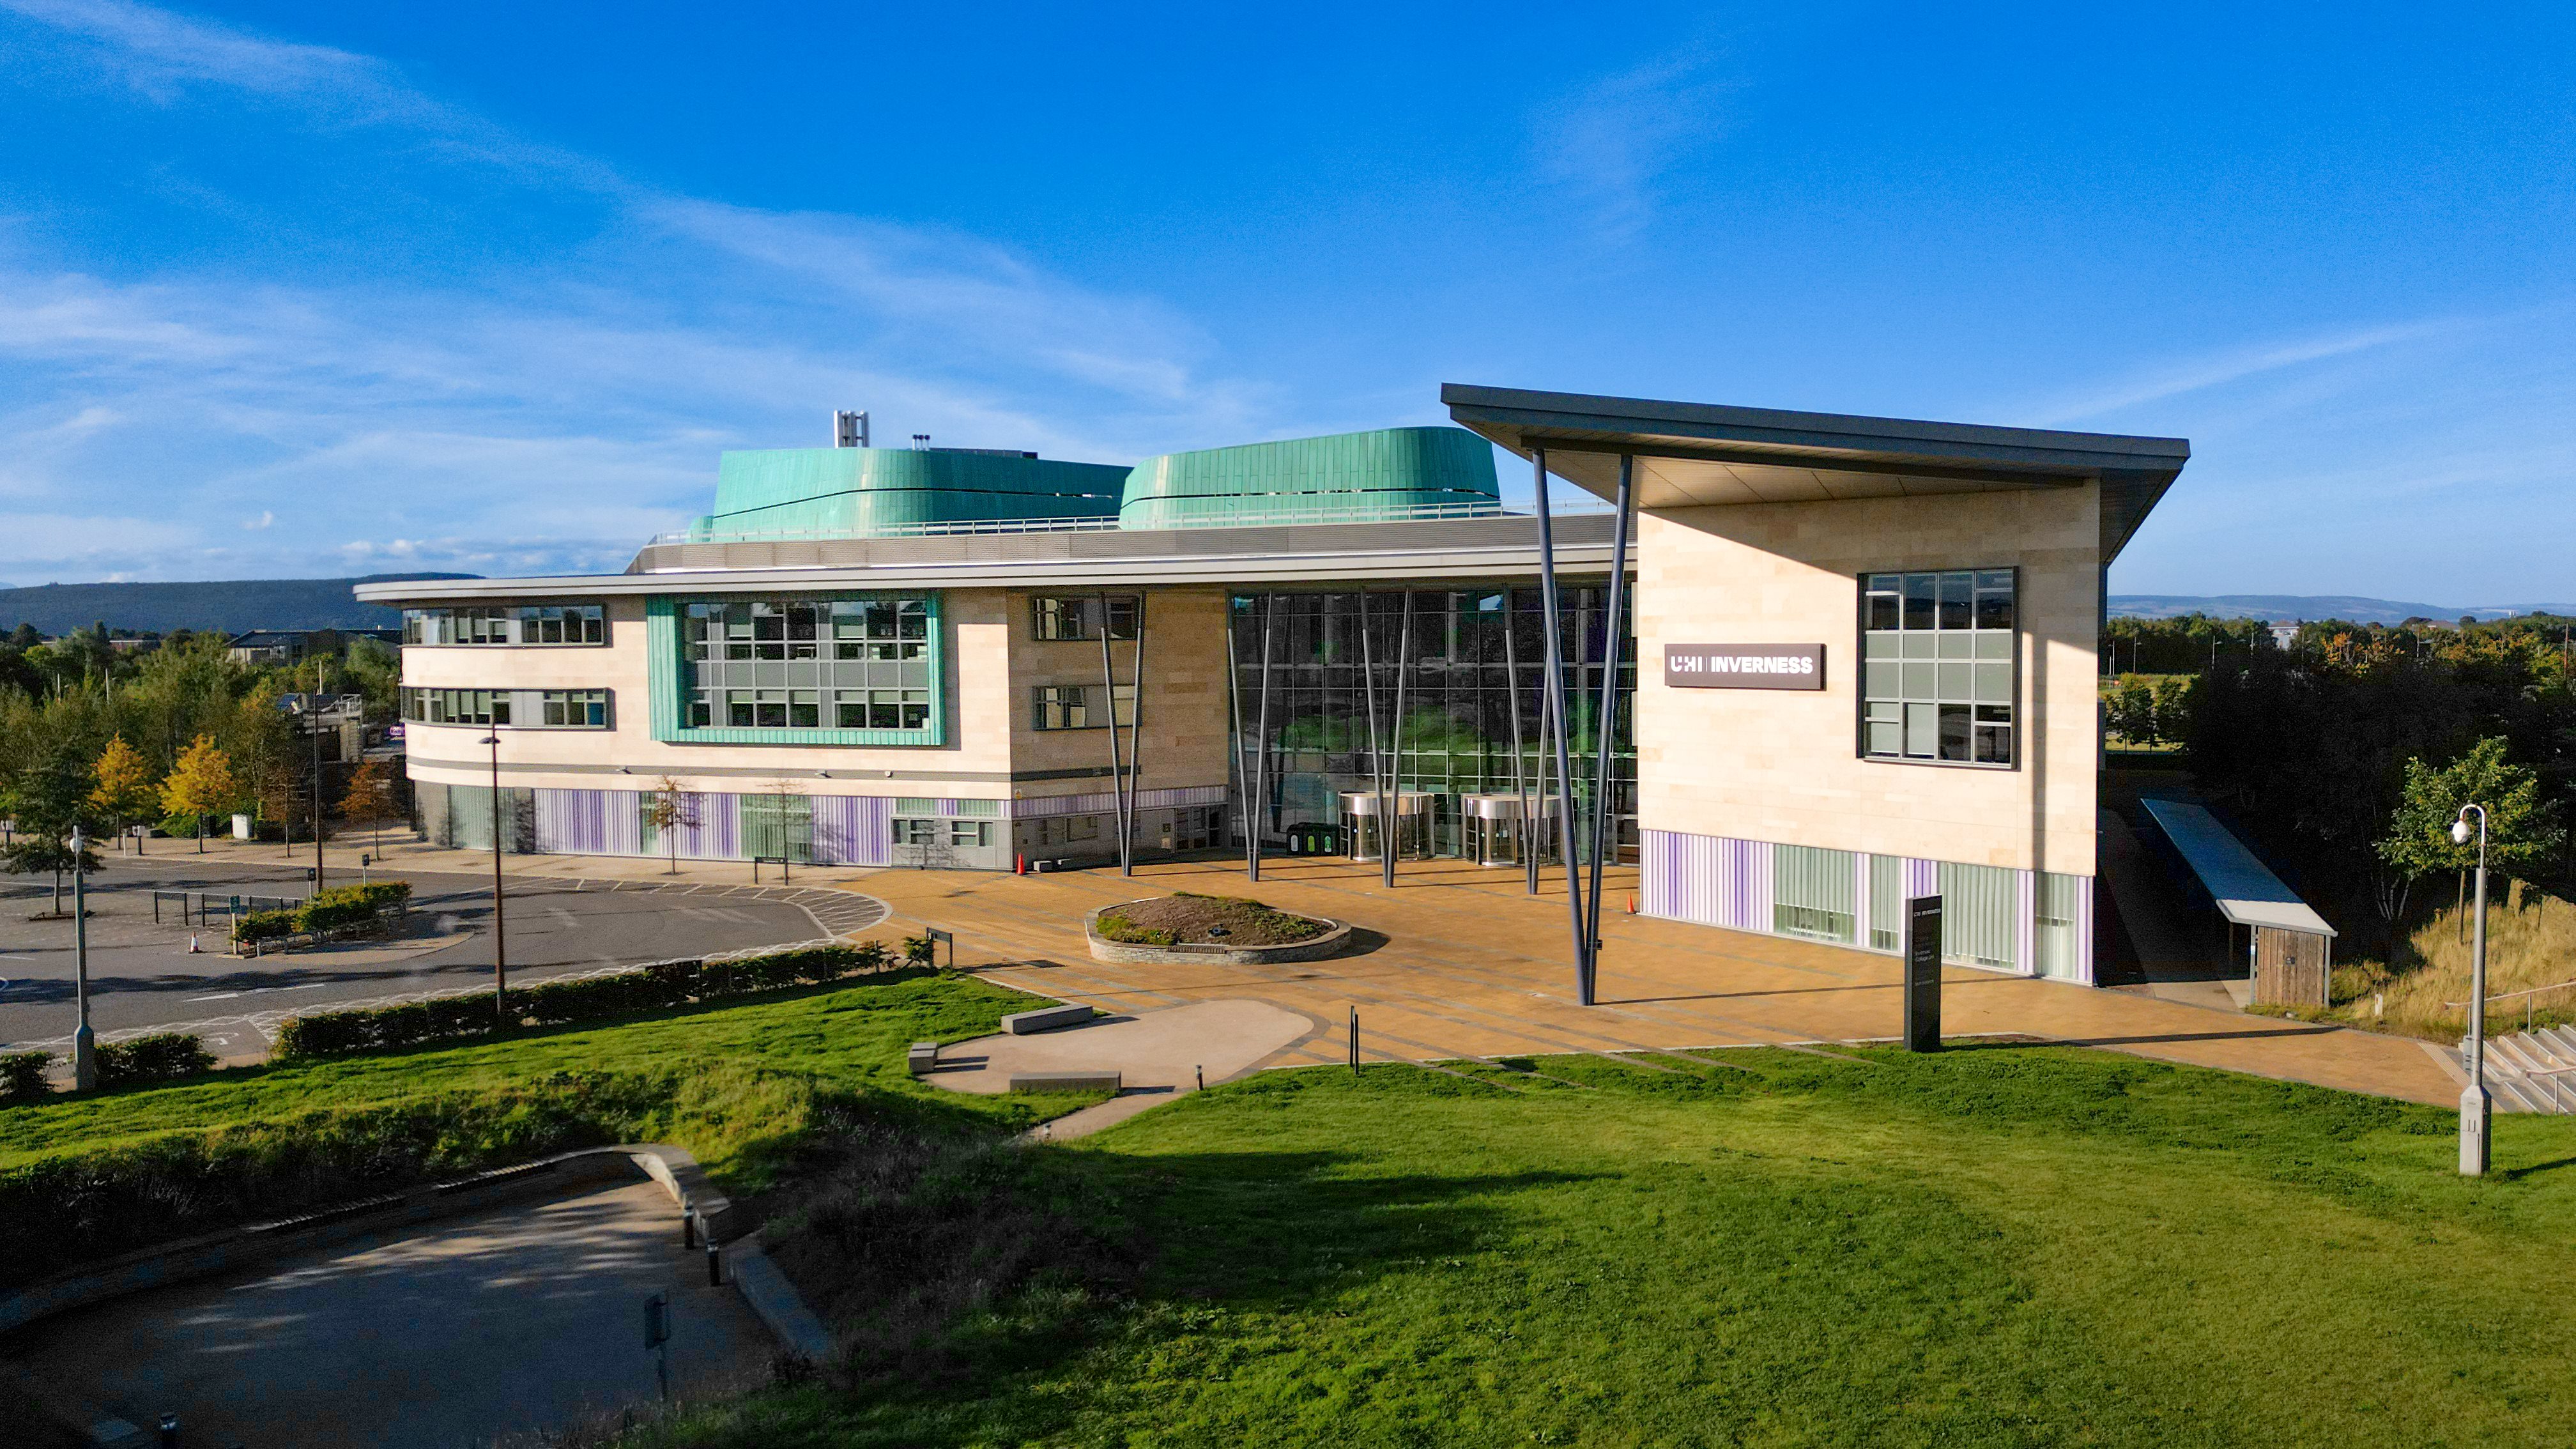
[643,495,1614,548]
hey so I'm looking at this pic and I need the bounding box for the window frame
[1857,567,2020,771]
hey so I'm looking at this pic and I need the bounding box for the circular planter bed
[1085,893,1353,965]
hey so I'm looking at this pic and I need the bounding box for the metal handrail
[2444,977,2576,1008]
[644,495,1614,548]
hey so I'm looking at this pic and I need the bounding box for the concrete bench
[905,1041,939,1077]
[1000,1003,1095,1036]
[1008,1070,1121,1094]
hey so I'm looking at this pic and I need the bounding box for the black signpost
[1903,894,1942,1052]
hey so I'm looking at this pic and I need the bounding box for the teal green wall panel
[1119,426,1498,528]
[647,592,947,747]
[689,449,1126,539]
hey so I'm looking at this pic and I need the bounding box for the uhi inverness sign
[1662,643,1827,691]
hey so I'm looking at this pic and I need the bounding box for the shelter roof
[2140,799,2337,938]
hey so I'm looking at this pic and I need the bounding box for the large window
[677,595,937,737]
[1860,570,2015,766]
[1032,683,1135,730]
[401,687,611,728]
[1031,595,1140,641]
[404,604,605,646]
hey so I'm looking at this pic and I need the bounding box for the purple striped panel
[1639,829,1768,932]
[533,788,643,856]
[812,794,893,867]
[2072,878,2097,986]
[1903,857,1938,900]
[2016,869,2037,977]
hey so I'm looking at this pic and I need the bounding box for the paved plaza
[9,1181,769,1448]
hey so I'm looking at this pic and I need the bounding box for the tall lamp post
[481,732,508,1025]
[69,825,95,1091]
[2451,803,2490,1176]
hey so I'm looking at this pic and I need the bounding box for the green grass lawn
[640,1044,2576,1448]
[0,970,1089,1181]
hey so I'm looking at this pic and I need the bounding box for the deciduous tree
[88,736,160,853]
[160,734,239,853]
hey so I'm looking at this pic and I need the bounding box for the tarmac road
[0,854,861,1052]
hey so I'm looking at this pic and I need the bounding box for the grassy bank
[0,971,1105,1273]
[617,1043,2576,1448]
[2330,882,2576,1039]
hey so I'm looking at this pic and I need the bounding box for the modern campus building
[358,386,2187,989]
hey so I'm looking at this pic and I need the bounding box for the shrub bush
[232,909,300,943]
[94,1032,215,1087]
[0,1050,52,1104]
[0,1069,751,1282]
[270,941,904,1061]
[298,881,411,935]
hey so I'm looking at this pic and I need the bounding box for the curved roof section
[1120,426,1498,528]
[691,448,1128,540]
[1442,384,2189,563]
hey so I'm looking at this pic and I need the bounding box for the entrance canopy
[1441,384,2189,562]
[2138,799,2337,939]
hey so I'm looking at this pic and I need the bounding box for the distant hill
[0,574,479,636]
[2110,594,2576,626]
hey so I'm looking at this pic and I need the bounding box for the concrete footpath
[9,1181,769,1448]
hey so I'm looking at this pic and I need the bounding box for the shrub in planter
[298,881,412,935]
[233,909,299,944]
[0,1050,52,1104]
[94,1032,215,1087]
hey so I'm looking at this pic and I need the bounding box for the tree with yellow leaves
[88,736,161,855]
[160,734,240,854]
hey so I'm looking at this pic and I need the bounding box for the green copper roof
[1119,426,1499,528]
[688,448,1127,539]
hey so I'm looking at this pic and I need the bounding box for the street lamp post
[482,732,508,1025]
[2451,804,2490,1176]
[69,825,95,1091]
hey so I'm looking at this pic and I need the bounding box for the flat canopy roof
[2139,799,2336,939]
[1442,383,2189,563]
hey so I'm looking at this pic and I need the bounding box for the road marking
[188,992,243,1001]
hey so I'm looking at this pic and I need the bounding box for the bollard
[1348,1006,1359,1075]
[1195,1064,1204,1092]
[681,1206,696,1249]
[159,1412,178,1447]
[705,1237,722,1287]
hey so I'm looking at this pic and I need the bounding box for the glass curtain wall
[1227,586,1635,861]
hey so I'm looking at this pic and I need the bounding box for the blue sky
[1,1,2570,602]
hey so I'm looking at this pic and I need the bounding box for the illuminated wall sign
[1663,643,1826,691]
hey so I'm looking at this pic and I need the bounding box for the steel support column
[1225,602,1252,877]
[1252,595,1276,881]
[1095,592,1135,876]
[1386,589,1414,889]
[1583,455,1636,991]
[1531,445,1591,1003]
[1504,593,1536,894]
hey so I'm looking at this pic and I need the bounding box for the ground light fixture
[2451,804,2490,1176]
[68,825,95,1091]
[482,733,509,1022]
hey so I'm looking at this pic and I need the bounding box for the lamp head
[2451,818,2473,847]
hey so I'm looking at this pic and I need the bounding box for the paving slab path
[6,1181,769,1449]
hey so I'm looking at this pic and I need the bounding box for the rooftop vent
[832,410,870,448]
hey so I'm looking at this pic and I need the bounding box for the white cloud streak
[1533,50,1739,245]
[0,0,1275,581]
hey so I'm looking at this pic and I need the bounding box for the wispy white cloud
[0,0,1280,581]
[1533,49,1739,245]
[2022,319,2464,426]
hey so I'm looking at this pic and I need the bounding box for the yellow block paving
[271,836,2455,1105]
[850,852,2461,1107]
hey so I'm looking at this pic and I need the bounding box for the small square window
[789,690,819,728]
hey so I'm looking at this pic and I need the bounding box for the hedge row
[96,1032,217,1087]
[0,1051,49,1104]
[0,1069,720,1285]
[234,881,413,944]
[270,939,906,1061]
